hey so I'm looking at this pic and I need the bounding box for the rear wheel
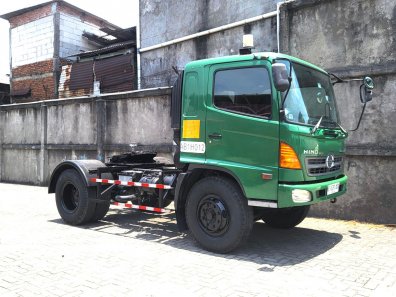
[55,169,96,225]
[261,205,310,229]
[185,176,253,253]
[90,196,110,222]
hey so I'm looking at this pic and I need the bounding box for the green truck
[48,51,374,253]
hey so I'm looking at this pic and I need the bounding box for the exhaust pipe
[114,194,136,203]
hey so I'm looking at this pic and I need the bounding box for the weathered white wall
[0,88,173,186]
[10,12,104,67]
[11,15,54,68]
[59,12,102,58]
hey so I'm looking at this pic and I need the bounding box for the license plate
[327,183,340,195]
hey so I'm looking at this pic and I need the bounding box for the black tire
[55,169,96,225]
[262,205,310,229]
[185,176,253,253]
[90,201,110,222]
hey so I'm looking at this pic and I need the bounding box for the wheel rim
[61,183,80,213]
[197,195,229,236]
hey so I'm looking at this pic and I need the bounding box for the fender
[188,164,246,196]
[174,172,190,231]
[173,164,246,231]
[48,160,112,193]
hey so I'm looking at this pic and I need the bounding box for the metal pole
[40,104,48,185]
[96,99,105,162]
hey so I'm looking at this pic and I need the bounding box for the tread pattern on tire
[262,205,310,229]
[55,169,96,225]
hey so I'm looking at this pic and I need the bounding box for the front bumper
[277,175,348,208]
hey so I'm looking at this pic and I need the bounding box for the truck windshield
[282,62,339,128]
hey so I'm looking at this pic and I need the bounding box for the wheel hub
[198,196,229,236]
[62,183,80,212]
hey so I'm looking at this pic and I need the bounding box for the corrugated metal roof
[59,64,91,98]
[59,53,136,97]
[96,54,135,92]
[69,40,135,58]
[69,61,94,90]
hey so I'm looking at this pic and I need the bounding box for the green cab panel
[278,111,348,207]
[279,123,347,182]
[278,175,348,208]
[204,60,280,200]
[179,67,207,164]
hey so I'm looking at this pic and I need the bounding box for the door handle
[208,133,222,140]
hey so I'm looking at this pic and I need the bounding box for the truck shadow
[50,208,343,268]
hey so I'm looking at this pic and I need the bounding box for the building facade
[1,0,119,102]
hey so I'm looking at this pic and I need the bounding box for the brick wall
[8,4,53,29]
[12,75,55,103]
[12,60,54,78]
[11,59,55,102]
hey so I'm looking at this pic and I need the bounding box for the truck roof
[185,52,328,75]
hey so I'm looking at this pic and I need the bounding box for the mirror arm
[329,72,345,85]
[329,73,368,85]
[280,76,292,108]
[349,103,367,132]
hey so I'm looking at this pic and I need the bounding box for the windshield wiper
[325,118,348,135]
[310,116,323,135]
[311,116,347,136]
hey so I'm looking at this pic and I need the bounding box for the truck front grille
[305,156,343,176]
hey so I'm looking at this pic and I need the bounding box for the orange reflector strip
[280,142,302,170]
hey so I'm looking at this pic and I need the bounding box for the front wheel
[261,205,310,229]
[185,176,253,253]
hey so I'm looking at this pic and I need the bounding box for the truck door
[205,61,279,201]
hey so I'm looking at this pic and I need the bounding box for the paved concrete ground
[0,183,395,297]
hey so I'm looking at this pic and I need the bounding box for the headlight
[292,189,312,203]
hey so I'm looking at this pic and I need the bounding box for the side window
[213,67,272,118]
[183,71,198,117]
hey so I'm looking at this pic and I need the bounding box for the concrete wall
[0,88,173,186]
[138,0,396,223]
[139,0,278,88]
[281,0,396,224]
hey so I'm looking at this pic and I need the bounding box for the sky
[0,0,139,84]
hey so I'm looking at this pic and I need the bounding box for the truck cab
[176,52,347,210]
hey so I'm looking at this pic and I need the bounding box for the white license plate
[327,183,340,195]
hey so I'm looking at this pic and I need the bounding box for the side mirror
[364,77,374,89]
[360,76,374,103]
[352,76,375,131]
[272,63,290,92]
